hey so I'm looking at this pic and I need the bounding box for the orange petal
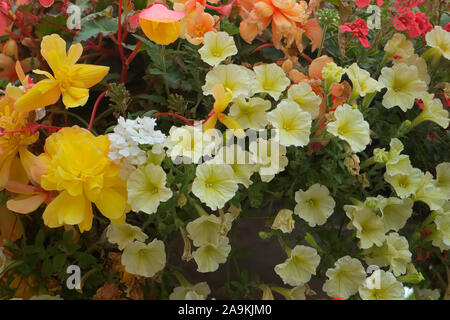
[7,193,46,214]
[309,55,333,80]
[304,18,323,52]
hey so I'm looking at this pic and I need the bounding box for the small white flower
[106,222,148,250]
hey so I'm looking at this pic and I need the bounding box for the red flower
[339,18,370,48]
[355,0,383,7]
[392,9,431,38]
[444,22,450,32]
[355,0,371,8]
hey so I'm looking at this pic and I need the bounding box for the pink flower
[339,18,370,48]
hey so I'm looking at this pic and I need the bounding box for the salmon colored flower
[139,3,186,45]
[185,4,217,45]
[203,84,244,138]
[14,34,109,112]
[238,0,314,52]
[32,126,130,232]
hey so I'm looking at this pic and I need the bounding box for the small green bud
[317,8,339,26]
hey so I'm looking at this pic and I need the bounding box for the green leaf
[36,16,69,37]
[53,254,67,271]
[42,259,53,277]
[74,17,118,43]
[73,252,97,268]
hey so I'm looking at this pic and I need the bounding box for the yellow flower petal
[66,43,83,66]
[139,18,181,45]
[43,191,88,228]
[69,64,110,88]
[61,86,89,109]
[14,79,61,112]
[94,187,129,221]
[40,34,68,72]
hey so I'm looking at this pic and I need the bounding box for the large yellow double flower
[32,126,129,232]
[14,34,109,112]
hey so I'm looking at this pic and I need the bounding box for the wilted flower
[271,209,295,234]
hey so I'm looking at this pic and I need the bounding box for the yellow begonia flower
[377,196,414,232]
[412,93,449,129]
[228,95,271,130]
[294,184,335,227]
[202,64,254,99]
[384,33,414,60]
[203,84,245,138]
[274,245,320,287]
[384,166,423,199]
[249,138,288,182]
[166,125,217,164]
[253,63,290,100]
[394,54,430,85]
[287,82,322,119]
[121,240,166,277]
[364,232,411,277]
[192,236,231,273]
[186,213,233,247]
[346,63,382,100]
[327,104,370,153]
[169,282,211,300]
[0,101,38,188]
[267,100,312,147]
[126,163,173,214]
[425,26,450,60]
[34,126,129,232]
[106,222,148,250]
[14,34,109,112]
[198,31,238,67]
[344,202,386,249]
[359,270,404,300]
[271,209,295,234]
[192,163,238,210]
[212,144,257,188]
[436,163,450,197]
[139,3,186,45]
[413,171,447,211]
[378,63,427,112]
[322,256,366,299]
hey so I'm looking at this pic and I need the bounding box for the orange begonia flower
[238,0,316,52]
[185,4,217,45]
[139,3,186,45]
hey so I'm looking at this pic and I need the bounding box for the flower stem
[161,45,170,98]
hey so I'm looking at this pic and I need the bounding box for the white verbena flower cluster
[108,117,166,178]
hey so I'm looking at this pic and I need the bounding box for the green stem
[161,45,170,98]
